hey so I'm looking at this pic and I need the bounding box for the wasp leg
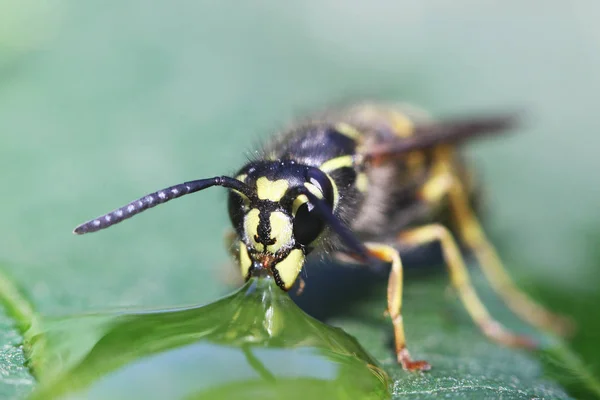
[448,178,573,336]
[398,224,536,349]
[364,242,431,371]
[421,158,573,336]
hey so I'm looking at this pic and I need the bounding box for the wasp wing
[364,113,519,160]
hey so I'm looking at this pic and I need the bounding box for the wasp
[74,103,570,371]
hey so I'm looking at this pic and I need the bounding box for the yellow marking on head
[239,242,252,278]
[389,111,414,138]
[326,174,339,209]
[236,174,247,182]
[319,155,354,173]
[356,172,368,192]
[274,249,305,290]
[303,182,323,199]
[335,122,362,141]
[256,177,289,201]
[292,194,309,215]
[301,174,339,210]
[244,208,262,250]
[267,211,293,253]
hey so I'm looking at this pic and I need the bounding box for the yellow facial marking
[335,122,362,140]
[303,182,323,199]
[319,155,354,173]
[236,174,247,182]
[274,249,305,290]
[267,211,293,253]
[256,177,289,201]
[239,242,252,278]
[292,194,309,215]
[356,172,368,192]
[301,174,338,209]
[244,208,261,250]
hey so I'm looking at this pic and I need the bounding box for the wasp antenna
[299,188,375,264]
[73,176,252,235]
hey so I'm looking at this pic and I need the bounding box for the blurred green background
[1,1,599,398]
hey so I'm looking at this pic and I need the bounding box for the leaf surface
[1,1,600,399]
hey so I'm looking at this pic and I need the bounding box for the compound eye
[292,200,325,247]
[291,168,335,247]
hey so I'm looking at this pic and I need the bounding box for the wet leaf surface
[292,264,576,399]
[25,277,388,400]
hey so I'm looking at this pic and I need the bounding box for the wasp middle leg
[363,242,431,371]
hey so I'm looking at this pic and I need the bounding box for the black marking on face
[271,264,286,290]
[256,201,278,247]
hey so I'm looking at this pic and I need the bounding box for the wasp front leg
[363,242,431,371]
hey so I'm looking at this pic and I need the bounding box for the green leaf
[0,262,588,399]
[0,307,33,399]
[23,277,388,399]
[324,271,577,399]
[0,262,587,400]
[1,2,600,399]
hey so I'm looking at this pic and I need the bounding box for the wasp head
[228,160,336,290]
